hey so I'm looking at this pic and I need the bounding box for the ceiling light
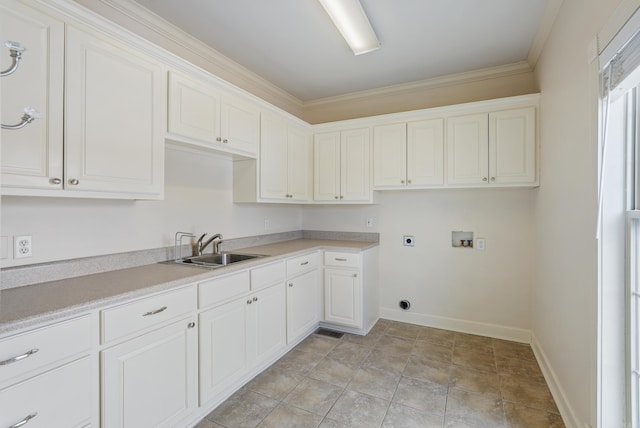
[318,0,380,55]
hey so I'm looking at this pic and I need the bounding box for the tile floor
[196,319,565,428]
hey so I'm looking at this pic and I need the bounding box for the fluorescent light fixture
[318,0,380,55]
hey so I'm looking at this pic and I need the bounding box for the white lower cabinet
[286,252,322,344]
[324,267,362,328]
[0,315,95,428]
[247,283,287,367]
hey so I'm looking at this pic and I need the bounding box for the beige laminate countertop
[0,239,377,335]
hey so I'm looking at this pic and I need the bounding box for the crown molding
[302,61,533,110]
[96,0,303,110]
[527,0,564,68]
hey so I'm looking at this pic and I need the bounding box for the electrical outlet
[14,235,32,258]
[403,235,415,247]
[476,238,486,251]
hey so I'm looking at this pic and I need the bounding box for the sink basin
[175,252,265,268]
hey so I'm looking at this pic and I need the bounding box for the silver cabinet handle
[490,177,496,182]
[216,137,222,142]
[49,178,62,185]
[0,349,38,366]
[340,196,344,199]
[300,261,309,266]
[407,180,412,184]
[401,180,405,184]
[289,283,293,287]
[353,274,358,278]
[68,178,80,185]
[9,412,37,428]
[247,299,252,304]
[334,196,339,199]
[253,296,258,302]
[335,258,347,261]
[187,322,196,328]
[482,177,488,182]
[142,306,167,317]
[222,139,228,143]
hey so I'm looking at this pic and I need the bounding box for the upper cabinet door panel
[220,96,259,156]
[407,119,444,186]
[287,124,311,201]
[489,107,536,184]
[259,112,288,199]
[64,26,164,197]
[447,114,489,185]
[314,132,341,201]
[168,71,220,144]
[373,123,406,187]
[341,128,370,201]
[0,1,64,189]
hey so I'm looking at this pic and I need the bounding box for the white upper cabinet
[314,128,371,202]
[447,106,537,187]
[65,26,165,197]
[259,112,311,202]
[168,71,259,158]
[1,2,165,199]
[373,119,444,189]
[0,1,64,191]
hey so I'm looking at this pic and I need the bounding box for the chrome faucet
[196,233,224,255]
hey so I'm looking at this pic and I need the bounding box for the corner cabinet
[314,128,371,203]
[447,106,536,187]
[167,70,259,158]
[373,119,445,189]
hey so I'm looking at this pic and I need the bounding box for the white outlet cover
[14,235,32,258]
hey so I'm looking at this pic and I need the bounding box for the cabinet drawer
[199,271,250,309]
[0,316,92,385]
[101,286,196,344]
[324,251,361,268]
[250,261,285,291]
[286,252,321,277]
[0,356,92,428]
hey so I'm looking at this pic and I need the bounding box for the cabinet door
[324,268,362,328]
[65,26,164,198]
[260,113,288,200]
[0,357,92,428]
[0,1,64,190]
[220,95,259,156]
[102,317,197,428]
[168,71,220,145]
[489,107,536,185]
[341,128,371,201]
[287,124,311,201]
[373,123,407,188]
[287,269,321,344]
[447,114,489,185]
[247,283,286,367]
[199,299,247,405]
[407,119,444,186]
[314,132,341,201]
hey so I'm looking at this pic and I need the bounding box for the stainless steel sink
[173,252,265,268]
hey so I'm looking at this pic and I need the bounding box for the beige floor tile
[385,321,422,340]
[272,348,324,375]
[445,389,506,428]
[208,389,278,428]
[417,327,456,347]
[413,340,454,363]
[496,356,546,384]
[283,378,343,416]
[375,335,416,356]
[296,334,340,356]
[503,402,565,428]
[343,332,381,348]
[454,333,495,355]
[449,365,501,398]
[327,341,372,365]
[493,340,536,361]
[392,376,448,415]
[382,402,443,428]
[194,419,226,428]
[500,376,559,413]
[404,354,451,385]
[347,366,401,401]
[257,403,323,428]
[444,418,483,427]
[318,418,349,428]
[326,389,389,428]
[452,347,497,373]
[364,349,409,374]
[246,366,304,400]
[308,357,360,387]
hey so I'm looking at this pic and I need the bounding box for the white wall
[532,0,621,426]
[0,146,303,268]
[304,188,535,340]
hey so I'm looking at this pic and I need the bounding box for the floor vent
[315,328,344,339]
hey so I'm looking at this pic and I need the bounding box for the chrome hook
[0,41,25,77]
[2,107,41,130]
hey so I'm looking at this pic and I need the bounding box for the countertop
[0,238,377,335]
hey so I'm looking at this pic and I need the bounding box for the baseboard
[531,333,582,428]
[379,307,532,343]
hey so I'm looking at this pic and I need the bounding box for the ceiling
[132,0,552,102]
